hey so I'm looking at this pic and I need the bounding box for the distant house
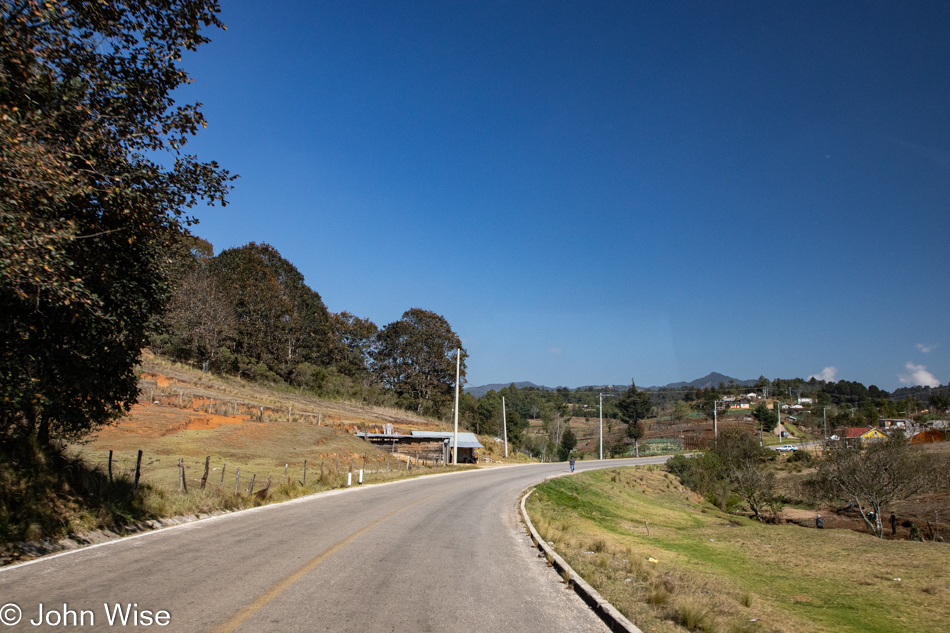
[878,419,910,429]
[356,430,483,464]
[860,428,888,443]
[834,427,886,447]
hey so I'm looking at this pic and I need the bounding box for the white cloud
[899,362,940,388]
[808,366,838,382]
[916,343,938,353]
[549,347,562,355]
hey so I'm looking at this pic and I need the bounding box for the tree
[697,396,717,422]
[372,308,465,416]
[558,426,577,461]
[209,244,293,376]
[752,403,779,434]
[163,266,236,368]
[208,243,332,380]
[673,400,691,424]
[627,420,645,457]
[810,439,937,537]
[708,428,780,520]
[328,311,378,378]
[618,381,652,425]
[930,392,950,413]
[0,1,231,444]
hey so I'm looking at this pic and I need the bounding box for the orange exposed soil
[98,404,245,438]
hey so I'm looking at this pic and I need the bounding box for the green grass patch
[527,468,950,633]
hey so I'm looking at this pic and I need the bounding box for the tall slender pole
[453,348,460,465]
[776,401,780,440]
[502,396,509,458]
[713,400,718,441]
[599,393,604,460]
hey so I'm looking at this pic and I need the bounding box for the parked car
[774,444,799,452]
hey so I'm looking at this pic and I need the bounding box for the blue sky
[176,1,949,391]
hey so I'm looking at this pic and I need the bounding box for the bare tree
[811,438,937,537]
[166,267,236,366]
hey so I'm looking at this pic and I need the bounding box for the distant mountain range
[465,373,757,398]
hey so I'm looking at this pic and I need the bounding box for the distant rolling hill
[646,372,757,391]
[466,372,757,397]
[464,381,554,398]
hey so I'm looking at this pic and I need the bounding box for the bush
[666,454,698,489]
[788,449,812,464]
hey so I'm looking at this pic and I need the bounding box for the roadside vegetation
[527,466,950,633]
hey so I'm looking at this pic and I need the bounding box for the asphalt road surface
[0,456,667,632]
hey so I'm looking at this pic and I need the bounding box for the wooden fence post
[221,462,227,484]
[200,456,210,490]
[178,458,188,493]
[247,473,256,495]
[133,450,143,492]
[303,459,308,485]
[320,461,324,481]
[234,467,241,495]
[108,449,113,483]
[284,463,289,485]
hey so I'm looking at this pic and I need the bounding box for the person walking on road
[569,455,575,473]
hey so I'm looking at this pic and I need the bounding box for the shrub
[787,449,812,464]
[666,454,698,489]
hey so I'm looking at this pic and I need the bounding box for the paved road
[0,457,667,632]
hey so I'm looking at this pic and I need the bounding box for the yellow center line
[211,496,431,633]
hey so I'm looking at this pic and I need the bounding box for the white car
[774,444,799,452]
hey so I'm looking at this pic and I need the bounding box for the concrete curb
[521,488,644,633]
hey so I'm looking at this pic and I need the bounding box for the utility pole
[599,392,616,460]
[452,349,460,465]
[599,393,604,460]
[502,396,508,458]
[713,400,721,441]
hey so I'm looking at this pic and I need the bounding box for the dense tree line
[1,1,232,445]
[151,240,466,417]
